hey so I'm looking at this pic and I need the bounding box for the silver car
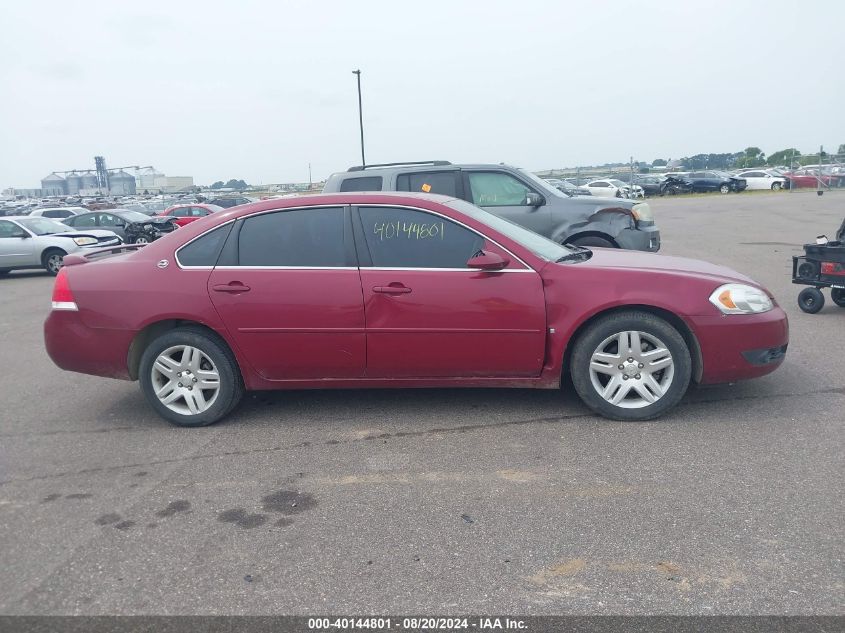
[0,216,122,276]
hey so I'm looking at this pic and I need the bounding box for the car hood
[581,247,758,286]
[562,195,637,210]
[46,229,119,240]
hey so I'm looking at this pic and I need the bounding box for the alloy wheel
[150,345,221,415]
[588,330,675,409]
[46,253,63,274]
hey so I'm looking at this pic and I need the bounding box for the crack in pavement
[1,385,843,487]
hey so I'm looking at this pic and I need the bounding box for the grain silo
[40,173,67,196]
[80,171,99,194]
[65,172,83,195]
[108,170,137,196]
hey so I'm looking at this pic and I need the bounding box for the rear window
[339,177,383,192]
[177,224,233,267]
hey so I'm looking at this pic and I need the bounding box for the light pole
[352,69,365,167]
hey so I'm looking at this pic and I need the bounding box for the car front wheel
[719,184,731,194]
[42,248,66,275]
[570,311,692,421]
[139,327,244,427]
[771,182,782,191]
[133,236,150,244]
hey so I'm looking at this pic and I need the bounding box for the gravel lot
[0,191,842,615]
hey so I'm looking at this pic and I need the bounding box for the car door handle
[373,285,412,295]
[212,282,251,293]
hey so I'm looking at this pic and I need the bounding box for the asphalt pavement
[0,190,842,615]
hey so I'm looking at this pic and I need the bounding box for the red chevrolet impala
[44,193,788,427]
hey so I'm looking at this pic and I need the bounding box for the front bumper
[615,225,661,252]
[688,307,789,384]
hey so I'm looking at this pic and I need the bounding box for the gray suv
[323,161,660,251]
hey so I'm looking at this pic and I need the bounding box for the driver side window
[0,220,23,238]
[357,206,485,269]
[466,172,533,207]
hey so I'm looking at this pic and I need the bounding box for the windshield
[518,169,569,198]
[17,217,73,235]
[115,210,153,223]
[445,198,572,262]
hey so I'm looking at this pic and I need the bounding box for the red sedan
[157,203,223,227]
[783,169,838,189]
[44,193,788,427]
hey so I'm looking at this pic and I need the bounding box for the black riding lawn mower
[792,217,845,313]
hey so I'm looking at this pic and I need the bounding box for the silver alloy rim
[720,185,729,193]
[47,254,63,273]
[135,236,149,244]
[588,330,675,409]
[151,345,220,415]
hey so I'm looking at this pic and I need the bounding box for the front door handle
[212,282,251,293]
[373,284,412,295]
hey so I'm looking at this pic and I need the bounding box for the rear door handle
[212,282,251,293]
[373,285,412,295]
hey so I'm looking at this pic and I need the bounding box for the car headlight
[73,237,98,246]
[709,284,773,315]
[630,202,653,223]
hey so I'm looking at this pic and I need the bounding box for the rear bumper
[689,307,789,384]
[44,310,135,380]
[615,225,660,252]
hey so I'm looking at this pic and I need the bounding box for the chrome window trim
[175,202,536,272]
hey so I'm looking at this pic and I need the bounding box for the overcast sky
[1,0,843,187]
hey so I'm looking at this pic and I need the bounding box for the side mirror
[467,250,509,271]
[525,192,544,207]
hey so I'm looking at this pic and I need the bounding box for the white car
[735,169,788,191]
[584,179,637,198]
[27,206,88,219]
[0,216,122,275]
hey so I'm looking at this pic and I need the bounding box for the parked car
[43,192,787,427]
[0,216,121,275]
[207,196,254,209]
[27,207,88,219]
[735,169,788,191]
[158,203,224,227]
[783,168,841,189]
[323,162,660,251]
[659,175,694,196]
[629,175,664,196]
[684,171,747,194]
[63,209,179,244]
[543,178,591,196]
[584,179,631,198]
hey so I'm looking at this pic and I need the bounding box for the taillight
[51,268,78,311]
[821,262,845,277]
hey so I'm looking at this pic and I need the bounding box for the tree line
[650,145,845,171]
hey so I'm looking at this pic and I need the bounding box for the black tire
[797,287,825,314]
[771,182,782,191]
[138,327,244,427]
[830,288,845,308]
[569,236,615,249]
[41,248,66,276]
[666,187,677,196]
[719,184,731,194]
[132,236,150,245]
[569,311,692,421]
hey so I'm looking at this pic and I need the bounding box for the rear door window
[340,177,383,192]
[237,207,348,267]
[177,224,234,267]
[357,206,484,269]
[396,171,460,197]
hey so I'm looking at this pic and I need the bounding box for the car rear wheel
[719,184,730,194]
[139,328,244,427]
[42,248,66,276]
[570,311,691,421]
[771,182,782,191]
[830,288,845,308]
[797,287,825,313]
[568,236,615,249]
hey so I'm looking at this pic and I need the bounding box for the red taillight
[821,262,845,277]
[51,268,78,311]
